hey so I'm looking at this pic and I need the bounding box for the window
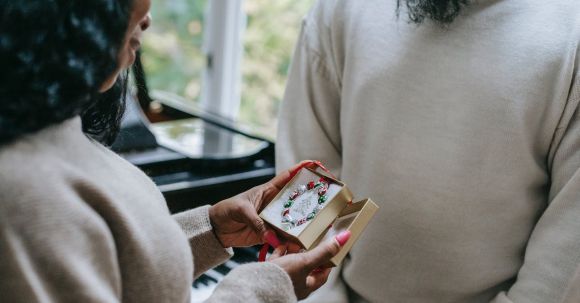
[141,0,207,102]
[141,0,315,140]
[240,0,315,139]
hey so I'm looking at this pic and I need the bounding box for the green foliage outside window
[141,0,314,139]
[141,0,207,101]
[241,0,314,138]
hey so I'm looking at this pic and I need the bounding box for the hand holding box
[260,166,378,266]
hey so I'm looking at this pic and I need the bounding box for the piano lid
[151,118,269,160]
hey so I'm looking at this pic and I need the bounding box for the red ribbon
[258,160,339,262]
[289,160,337,180]
[258,243,270,262]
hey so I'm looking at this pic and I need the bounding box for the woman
[0,0,350,302]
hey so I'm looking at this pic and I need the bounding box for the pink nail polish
[335,230,351,246]
[265,231,281,248]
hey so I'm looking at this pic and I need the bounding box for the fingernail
[335,230,351,246]
[312,267,323,273]
[265,231,281,247]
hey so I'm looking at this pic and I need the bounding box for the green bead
[318,196,327,204]
[284,201,293,208]
[314,182,322,188]
[307,213,315,220]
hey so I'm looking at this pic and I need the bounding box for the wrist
[208,204,216,226]
[208,205,227,248]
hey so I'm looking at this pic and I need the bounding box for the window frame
[200,0,246,121]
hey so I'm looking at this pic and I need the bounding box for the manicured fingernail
[312,267,323,273]
[335,230,351,246]
[265,231,281,247]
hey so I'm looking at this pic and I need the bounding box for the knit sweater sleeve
[276,0,343,176]
[206,262,297,303]
[491,60,580,303]
[173,205,233,279]
[174,207,297,302]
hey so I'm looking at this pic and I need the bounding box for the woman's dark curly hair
[0,0,134,145]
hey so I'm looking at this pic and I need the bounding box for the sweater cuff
[209,262,297,303]
[173,205,233,278]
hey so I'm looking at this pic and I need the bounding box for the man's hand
[208,161,316,248]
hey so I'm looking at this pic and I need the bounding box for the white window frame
[200,0,246,121]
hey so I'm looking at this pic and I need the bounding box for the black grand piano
[114,54,268,301]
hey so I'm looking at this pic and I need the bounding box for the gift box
[311,198,378,266]
[259,167,378,266]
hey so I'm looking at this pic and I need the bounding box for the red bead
[290,192,299,200]
[282,209,289,216]
[318,188,327,196]
[307,181,315,190]
[319,177,326,182]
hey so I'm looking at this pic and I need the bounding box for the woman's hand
[268,231,351,300]
[208,161,316,248]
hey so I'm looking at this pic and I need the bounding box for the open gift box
[259,167,378,266]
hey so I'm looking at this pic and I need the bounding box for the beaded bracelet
[281,177,329,230]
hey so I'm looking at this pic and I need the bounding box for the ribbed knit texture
[173,205,234,278]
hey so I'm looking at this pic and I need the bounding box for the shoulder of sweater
[0,160,115,254]
[0,144,69,198]
[0,117,130,194]
[305,0,338,26]
[0,121,110,225]
[0,147,100,221]
[0,154,117,258]
[0,129,80,193]
[304,0,355,33]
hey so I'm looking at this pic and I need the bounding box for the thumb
[303,231,351,271]
[239,203,268,237]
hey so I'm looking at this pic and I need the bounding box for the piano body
[114,54,268,301]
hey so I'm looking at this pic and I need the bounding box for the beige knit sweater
[0,117,296,303]
[277,0,580,302]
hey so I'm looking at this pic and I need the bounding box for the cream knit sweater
[0,117,296,302]
[277,0,580,302]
